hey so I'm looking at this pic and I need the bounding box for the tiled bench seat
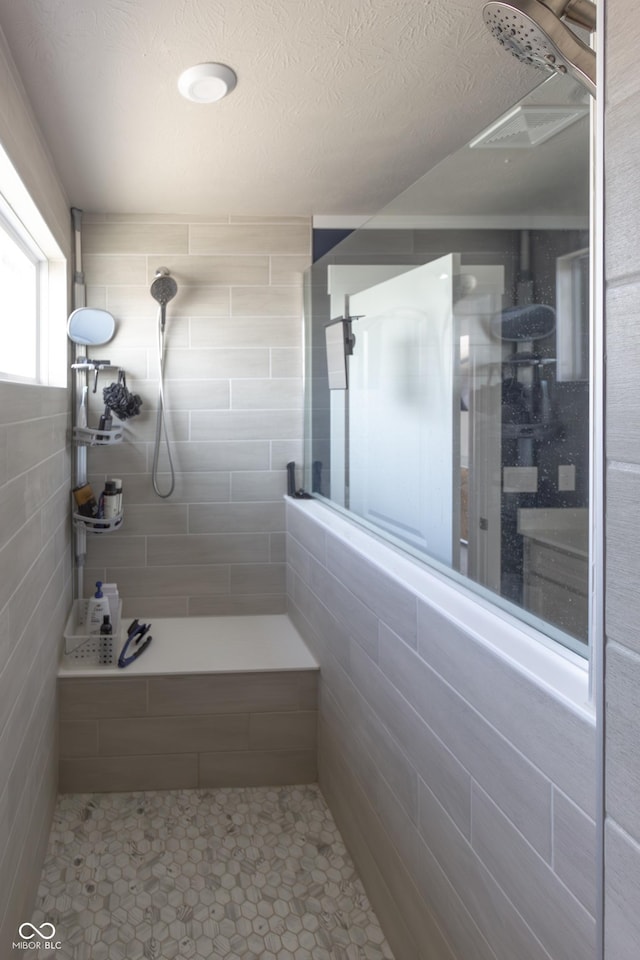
[58,615,319,793]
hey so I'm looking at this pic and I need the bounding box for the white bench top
[59,614,319,678]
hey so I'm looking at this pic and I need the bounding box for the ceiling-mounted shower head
[483,0,596,97]
[150,269,178,307]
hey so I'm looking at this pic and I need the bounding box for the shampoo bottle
[99,615,113,664]
[86,581,111,635]
[112,478,123,515]
[101,480,119,520]
[101,582,120,626]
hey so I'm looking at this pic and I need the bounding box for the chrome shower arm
[543,0,596,31]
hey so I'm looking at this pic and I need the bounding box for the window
[0,140,67,388]
[0,205,43,381]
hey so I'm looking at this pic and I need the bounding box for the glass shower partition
[303,73,591,657]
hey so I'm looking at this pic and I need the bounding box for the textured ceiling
[0,0,540,215]
[380,73,591,220]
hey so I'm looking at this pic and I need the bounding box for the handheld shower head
[483,0,596,96]
[150,273,178,306]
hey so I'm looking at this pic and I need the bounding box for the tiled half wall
[81,214,311,616]
[286,498,598,960]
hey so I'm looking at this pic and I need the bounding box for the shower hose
[151,311,176,498]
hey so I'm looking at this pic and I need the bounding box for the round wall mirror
[67,307,116,345]
[491,304,556,342]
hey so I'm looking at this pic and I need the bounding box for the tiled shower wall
[0,26,72,948]
[603,2,640,957]
[286,499,597,960]
[0,385,71,945]
[81,214,310,616]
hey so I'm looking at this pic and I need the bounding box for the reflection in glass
[304,74,591,656]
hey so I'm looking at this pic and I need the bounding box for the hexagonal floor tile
[30,785,395,959]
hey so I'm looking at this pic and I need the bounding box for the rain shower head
[150,269,178,306]
[483,0,596,96]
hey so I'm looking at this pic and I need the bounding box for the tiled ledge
[59,614,319,677]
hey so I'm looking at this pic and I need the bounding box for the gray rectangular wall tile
[164,347,269,380]
[605,642,640,839]
[146,533,270,565]
[312,560,380,659]
[92,564,230,599]
[325,536,418,646]
[231,285,302,317]
[191,316,301,350]
[270,255,310,284]
[230,378,303,410]
[189,222,310,255]
[553,788,597,915]
[248,711,317,750]
[322,681,419,825]
[605,819,640,960]
[230,470,287,501]
[79,216,308,615]
[150,254,270,285]
[115,504,188,536]
[160,380,230,411]
[83,254,147,284]
[83,221,189,254]
[606,285,640,464]
[0,518,43,610]
[604,95,640,283]
[59,721,99,757]
[190,410,300,441]
[417,598,596,816]
[59,754,199,792]
[147,671,305,716]
[379,620,553,859]
[189,502,284,534]
[188,595,286,616]
[59,677,149,720]
[414,776,555,960]
[198,749,316,787]
[271,347,302,378]
[230,563,286,595]
[98,714,250,756]
[287,509,327,565]
[348,636,472,839]
[471,784,596,960]
[606,465,640,649]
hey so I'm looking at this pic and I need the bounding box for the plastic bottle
[99,615,113,664]
[86,581,111,635]
[101,582,120,629]
[72,483,100,519]
[101,480,119,520]
[112,477,123,515]
[97,406,113,441]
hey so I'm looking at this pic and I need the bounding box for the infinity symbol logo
[18,922,56,939]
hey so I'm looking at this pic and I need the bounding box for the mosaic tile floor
[31,784,395,960]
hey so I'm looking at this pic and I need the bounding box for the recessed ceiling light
[178,63,237,103]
